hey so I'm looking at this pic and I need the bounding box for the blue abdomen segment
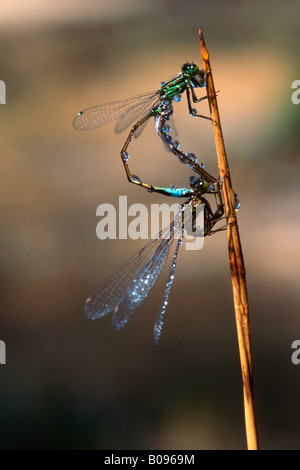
[163,187,193,198]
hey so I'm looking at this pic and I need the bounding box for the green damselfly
[73,62,214,194]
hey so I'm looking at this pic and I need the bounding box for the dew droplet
[186,152,197,163]
[174,94,182,102]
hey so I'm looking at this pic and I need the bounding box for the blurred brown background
[1,0,300,450]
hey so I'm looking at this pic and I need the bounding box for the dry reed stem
[198,29,259,450]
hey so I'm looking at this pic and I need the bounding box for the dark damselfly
[85,174,226,346]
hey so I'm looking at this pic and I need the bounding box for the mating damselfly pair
[73,62,235,345]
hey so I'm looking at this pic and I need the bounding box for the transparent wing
[114,93,160,135]
[73,90,160,131]
[84,219,182,324]
[111,293,136,330]
[111,234,173,330]
[153,237,183,347]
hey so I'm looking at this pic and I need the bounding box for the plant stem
[198,28,259,450]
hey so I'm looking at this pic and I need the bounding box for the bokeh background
[1,0,299,450]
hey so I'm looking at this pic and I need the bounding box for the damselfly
[84,174,225,346]
[73,62,213,194]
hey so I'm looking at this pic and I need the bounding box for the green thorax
[158,62,203,101]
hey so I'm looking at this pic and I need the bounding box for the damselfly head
[181,62,206,88]
[181,62,205,87]
[181,62,199,76]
